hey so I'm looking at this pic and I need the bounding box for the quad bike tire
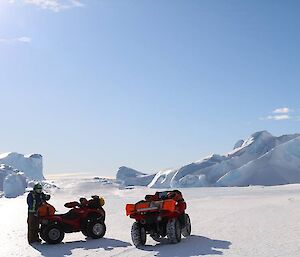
[81,229,88,237]
[181,214,191,237]
[43,223,65,244]
[40,226,47,242]
[166,218,181,244]
[86,220,106,239]
[131,222,146,247]
[150,234,164,243]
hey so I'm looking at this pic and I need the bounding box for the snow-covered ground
[1,174,299,257]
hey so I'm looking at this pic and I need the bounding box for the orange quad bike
[126,190,191,247]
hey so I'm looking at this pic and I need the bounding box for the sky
[0,0,300,176]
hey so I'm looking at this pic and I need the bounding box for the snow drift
[117,131,300,188]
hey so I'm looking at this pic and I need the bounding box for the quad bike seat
[145,190,184,202]
[64,201,80,208]
[79,196,105,209]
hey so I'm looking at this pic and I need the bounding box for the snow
[178,174,208,187]
[116,166,155,186]
[0,164,20,191]
[117,131,300,188]
[0,174,299,257]
[217,136,300,186]
[148,169,177,188]
[233,139,244,150]
[3,173,27,198]
[0,152,44,180]
[0,152,45,198]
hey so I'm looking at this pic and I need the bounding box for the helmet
[99,197,105,206]
[33,183,43,194]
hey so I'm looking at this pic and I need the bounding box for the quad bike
[126,190,191,247]
[38,195,106,244]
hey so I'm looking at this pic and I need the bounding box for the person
[27,183,50,244]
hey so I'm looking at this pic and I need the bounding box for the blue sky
[0,0,300,176]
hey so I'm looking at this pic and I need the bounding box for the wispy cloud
[17,36,31,43]
[260,107,299,121]
[267,115,291,121]
[0,37,31,44]
[273,107,291,114]
[9,0,84,12]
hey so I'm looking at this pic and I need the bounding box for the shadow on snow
[139,235,232,256]
[32,235,231,257]
[32,237,131,257]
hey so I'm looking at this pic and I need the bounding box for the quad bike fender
[176,201,187,213]
[81,212,104,229]
[40,218,63,230]
[178,213,186,227]
[41,215,63,224]
[126,204,135,216]
[88,211,105,221]
[126,199,178,216]
[81,207,105,220]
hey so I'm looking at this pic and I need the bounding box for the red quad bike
[38,195,106,244]
[126,190,191,247]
